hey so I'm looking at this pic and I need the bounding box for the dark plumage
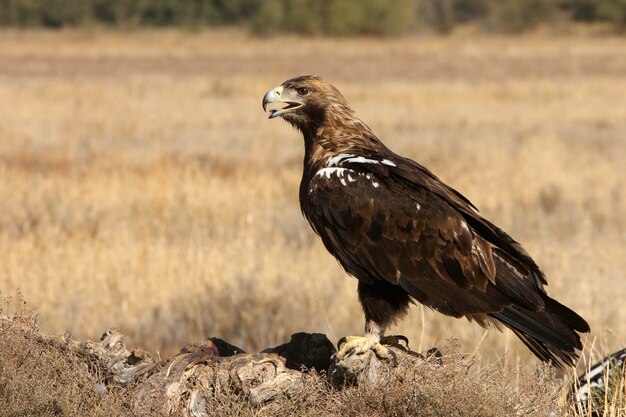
[263,75,589,367]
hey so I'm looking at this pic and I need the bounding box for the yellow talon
[335,335,395,361]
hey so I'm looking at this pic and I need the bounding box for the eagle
[262,75,589,367]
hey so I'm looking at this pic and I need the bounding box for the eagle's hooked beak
[262,86,303,119]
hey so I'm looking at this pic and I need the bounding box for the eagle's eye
[296,87,309,96]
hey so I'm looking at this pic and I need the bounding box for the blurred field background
[1,0,626,34]
[1,28,624,374]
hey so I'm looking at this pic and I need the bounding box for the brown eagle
[262,75,589,367]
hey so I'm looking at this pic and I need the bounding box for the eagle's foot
[334,335,396,362]
[379,335,410,352]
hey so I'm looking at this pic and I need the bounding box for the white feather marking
[316,167,348,179]
[327,154,393,167]
[416,203,421,211]
[315,167,359,187]
[315,165,389,189]
[327,154,353,166]
[344,156,380,164]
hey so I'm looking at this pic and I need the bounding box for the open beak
[262,86,303,119]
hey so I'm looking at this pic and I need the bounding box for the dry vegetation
[0,29,625,415]
[0,312,566,417]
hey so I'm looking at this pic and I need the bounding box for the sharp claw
[337,336,348,351]
[387,347,399,366]
[396,335,409,347]
[379,335,410,352]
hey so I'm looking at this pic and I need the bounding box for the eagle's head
[262,75,352,133]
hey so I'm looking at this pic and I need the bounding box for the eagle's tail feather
[542,295,590,334]
[491,298,588,367]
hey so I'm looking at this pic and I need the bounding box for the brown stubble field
[0,29,625,380]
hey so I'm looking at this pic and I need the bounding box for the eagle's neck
[299,109,386,216]
[302,109,375,172]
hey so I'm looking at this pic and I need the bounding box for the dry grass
[1,311,564,417]
[0,29,625,414]
[0,312,130,416]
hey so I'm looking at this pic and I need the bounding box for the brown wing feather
[385,151,547,288]
[305,164,510,318]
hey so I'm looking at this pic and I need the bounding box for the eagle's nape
[263,75,590,367]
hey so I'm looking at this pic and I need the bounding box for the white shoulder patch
[327,153,353,166]
[316,167,349,179]
[326,154,396,167]
[315,167,357,186]
[343,155,380,164]
[314,166,383,189]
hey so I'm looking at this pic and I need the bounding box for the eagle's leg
[335,280,411,361]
